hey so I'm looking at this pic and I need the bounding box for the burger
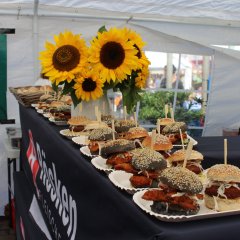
[142,134,173,158]
[129,148,167,188]
[142,167,203,215]
[162,121,188,144]
[49,105,71,121]
[167,149,204,175]
[157,118,175,133]
[126,127,149,143]
[204,164,240,211]
[88,127,116,155]
[67,116,90,132]
[114,119,136,138]
[100,139,136,158]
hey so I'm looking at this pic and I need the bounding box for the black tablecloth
[14,171,49,240]
[19,104,240,240]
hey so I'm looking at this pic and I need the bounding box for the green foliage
[139,91,204,125]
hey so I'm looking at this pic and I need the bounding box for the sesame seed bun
[158,118,175,126]
[114,119,136,133]
[88,127,115,141]
[167,149,203,163]
[100,139,135,158]
[162,122,187,134]
[142,135,173,151]
[131,148,167,171]
[160,167,203,194]
[126,127,149,140]
[67,116,90,126]
[207,164,240,183]
[204,194,240,211]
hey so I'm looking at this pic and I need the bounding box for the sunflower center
[53,45,80,71]
[100,42,125,69]
[82,78,97,92]
[133,44,142,59]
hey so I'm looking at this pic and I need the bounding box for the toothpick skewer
[111,119,115,140]
[123,106,127,120]
[170,107,174,121]
[224,138,228,165]
[134,112,138,127]
[183,140,194,169]
[157,119,161,136]
[164,104,168,118]
[151,130,156,150]
[179,128,185,150]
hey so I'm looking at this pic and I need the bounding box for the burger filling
[142,186,200,213]
[205,181,240,199]
[171,160,203,174]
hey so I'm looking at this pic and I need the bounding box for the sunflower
[89,27,141,83]
[39,31,88,85]
[135,65,149,89]
[74,71,104,101]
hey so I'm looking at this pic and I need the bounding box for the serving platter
[91,156,113,173]
[133,190,240,222]
[72,136,89,146]
[80,146,97,158]
[49,117,68,126]
[108,170,147,194]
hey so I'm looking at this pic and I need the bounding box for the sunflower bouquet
[39,26,150,113]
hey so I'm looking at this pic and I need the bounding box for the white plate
[108,171,146,194]
[91,156,113,173]
[31,103,39,108]
[37,109,44,114]
[49,117,68,126]
[43,113,51,118]
[133,190,240,222]
[72,136,89,146]
[60,129,89,139]
[80,146,97,158]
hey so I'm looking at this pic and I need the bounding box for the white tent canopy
[1,0,240,136]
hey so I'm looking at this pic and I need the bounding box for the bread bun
[49,101,65,108]
[100,139,135,158]
[207,164,240,183]
[39,94,52,102]
[142,135,173,151]
[67,116,89,126]
[160,167,203,194]
[88,127,115,141]
[151,200,200,216]
[158,118,174,126]
[204,194,240,211]
[84,121,108,131]
[40,85,52,92]
[28,86,39,93]
[115,119,136,133]
[167,149,203,163]
[126,127,149,140]
[131,148,167,171]
[162,122,187,134]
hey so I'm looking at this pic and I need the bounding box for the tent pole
[202,56,210,113]
[33,0,39,82]
[166,53,173,89]
[172,54,182,114]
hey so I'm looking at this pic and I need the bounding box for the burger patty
[143,188,199,211]
[172,162,202,174]
[205,185,240,199]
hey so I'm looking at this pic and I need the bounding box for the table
[18,104,240,240]
[3,138,20,227]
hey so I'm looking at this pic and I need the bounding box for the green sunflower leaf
[70,91,81,108]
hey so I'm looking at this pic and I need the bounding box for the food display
[204,164,240,211]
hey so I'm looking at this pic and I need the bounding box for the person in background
[160,64,184,89]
